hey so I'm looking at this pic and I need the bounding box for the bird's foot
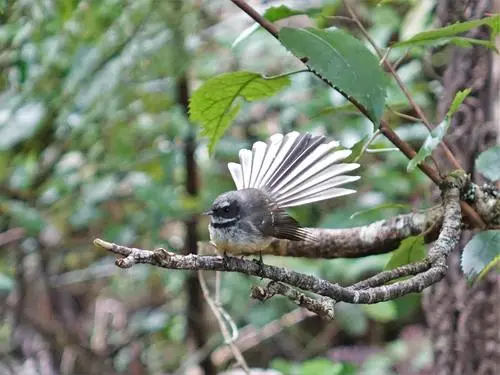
[222,251,230,269]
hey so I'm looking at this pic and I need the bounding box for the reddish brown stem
[230,0,486,229]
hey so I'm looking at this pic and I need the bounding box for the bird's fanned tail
[227,131,360,208]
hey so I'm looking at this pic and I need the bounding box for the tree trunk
[424,1,500,374]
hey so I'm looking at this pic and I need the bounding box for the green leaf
[392,15,500,48]
[344,134,370,163]
[447,37,498,51]
[279,27,388,124]
[461,230,500,282]
[385,235,426,270]
[350,203,411,220]
[406,118,450,172]
[189,72,290,153]
[447,88,471,117]
[476,145,500,182]
[362,301,398,322]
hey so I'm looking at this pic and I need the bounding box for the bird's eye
[223,206,230,213]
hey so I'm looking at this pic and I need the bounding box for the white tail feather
[227,132,360,207]
[280,188,358,208]
[270,147,350,194]
[258,132,300,188]
[276,174,360,203]
[253,134,283,188]
[228,162,243,190]
[239,149,252,188]
[249,141,266,187]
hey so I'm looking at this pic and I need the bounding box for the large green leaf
[462,230,500,282]
[392,15,500,48]
[385,235,426,270]
[279,27,388,124]
[476,145,500,182]
[189,71,290,153]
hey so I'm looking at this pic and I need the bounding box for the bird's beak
[202,210,213,216]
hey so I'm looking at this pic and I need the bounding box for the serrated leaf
[392,15,500,48]
[279,27,388,124]
[462,230,500,282]
[189,72,290,153]
[350,203,411,220]
[407,118,450,172]
[362,301,398,322]
[385,235,426,270]
[476,145,500,182]
[447,88,471,117]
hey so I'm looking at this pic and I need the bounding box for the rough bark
[424,1,500,374]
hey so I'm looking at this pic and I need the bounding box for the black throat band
[211,218,238,228]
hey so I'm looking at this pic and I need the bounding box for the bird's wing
[258,207,315,242]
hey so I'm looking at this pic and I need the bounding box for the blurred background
[1,1,493,374]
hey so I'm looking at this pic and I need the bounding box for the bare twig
[212,308,313,366]
[198,271,250,373]
[348,259,432,290]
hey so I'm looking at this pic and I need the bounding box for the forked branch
[94,180,461,317]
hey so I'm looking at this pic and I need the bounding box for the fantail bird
[205,132,360,255]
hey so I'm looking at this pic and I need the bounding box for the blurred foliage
[0,0,494,374]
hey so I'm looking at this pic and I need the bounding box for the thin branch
[231,0,279,38]
[211,308,313,366]
[198,271,250,373]
[343,1,463,172]
[348,259,432,290]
